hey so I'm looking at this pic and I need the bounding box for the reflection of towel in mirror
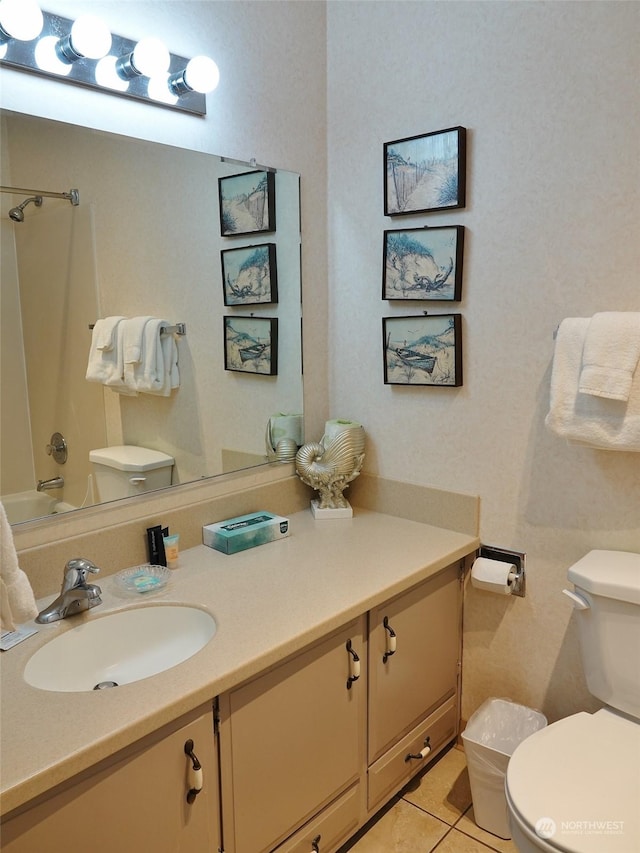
[0,502,38,631]
[85,316,126,384]
[578,312,640,401]
[124,318,180,396]
[545,318,640,451]
[122,316,153,392]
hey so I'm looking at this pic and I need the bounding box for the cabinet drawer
[274,784,361,853]
[367,696,457,811]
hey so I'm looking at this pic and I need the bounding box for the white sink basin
[24,605,217,692]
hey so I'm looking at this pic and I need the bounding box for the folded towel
[85,316,125,384]
[137,318,169,393]
[150,326,180,396]
[545,318,640,451]
[94,316,123,351]
[122,316,153,392]
[0,502,38,631]
[579,312,640,401]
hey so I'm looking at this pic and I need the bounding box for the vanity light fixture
[0,5,219,116]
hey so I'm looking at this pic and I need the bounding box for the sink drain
[93,680,119,690]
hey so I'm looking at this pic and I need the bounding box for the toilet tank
[89,445,174,503]
[567,549,640,718]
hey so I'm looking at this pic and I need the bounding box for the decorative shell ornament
[295,423,365,512]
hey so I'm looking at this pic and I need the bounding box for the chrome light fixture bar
[0,7,219,116]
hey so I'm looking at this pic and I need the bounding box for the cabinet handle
[346,639,360,689]
[312,834,321,852]
[184,739,204,804]
[405,736,431,762]
[383,616,396,663]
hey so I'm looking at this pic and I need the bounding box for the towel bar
[89,322,186,336]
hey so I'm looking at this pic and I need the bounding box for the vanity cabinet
[1,705,220,853]
[218,618,367,853]
[367,561,463,810]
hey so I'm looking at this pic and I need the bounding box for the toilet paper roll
[471,557,516,595]
[271,414,303,445]
[323,419,364,444]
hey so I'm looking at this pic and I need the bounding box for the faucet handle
[64,558,100,589]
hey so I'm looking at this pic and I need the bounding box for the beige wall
[326,1,640,723]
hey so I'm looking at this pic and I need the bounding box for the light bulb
[0,0,43,42]
[184,55,219,93]
[95,56,129,91]
[132,37,169,76]
[116,36,169,79]
[35,35,72,75]
[168,55,219,95]
[57,14,111,62]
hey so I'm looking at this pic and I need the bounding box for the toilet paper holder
[478,544,526,597]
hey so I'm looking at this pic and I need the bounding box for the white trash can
[462,698,547,839]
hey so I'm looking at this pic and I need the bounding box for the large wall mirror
[0,111,303,527]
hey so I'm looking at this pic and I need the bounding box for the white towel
[143,326,180,396]
[122,316,153,392]
[579,312,640,401]
[138,319,169,393]
[85,316,125,384]
[123,318,180,396]
[0,502,38,631]
[545,318,640,451]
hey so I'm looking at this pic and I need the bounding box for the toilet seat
[506,709,640,852]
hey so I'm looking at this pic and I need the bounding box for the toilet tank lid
[89,445,174,472]
[567,549,640,604]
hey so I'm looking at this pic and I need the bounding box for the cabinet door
[1,706,220,853]
[219,618,366,853]
[368,562,461,763]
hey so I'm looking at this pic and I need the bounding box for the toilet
[505,550,640,853]
[89,445,174,502]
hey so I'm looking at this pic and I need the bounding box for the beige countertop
[0,508,478,818]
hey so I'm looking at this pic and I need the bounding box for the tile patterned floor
[338,745,518,853]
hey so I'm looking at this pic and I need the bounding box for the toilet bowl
[505,550,640,853]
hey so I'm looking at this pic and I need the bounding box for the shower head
[8,195,43,222]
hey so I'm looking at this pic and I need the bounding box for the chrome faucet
[36,558,102,624]
[37,476,64,492]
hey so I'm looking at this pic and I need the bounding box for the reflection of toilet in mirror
[89,446,174,502]
[505,550,640,853]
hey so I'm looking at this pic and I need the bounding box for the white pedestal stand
[310,500,353,519]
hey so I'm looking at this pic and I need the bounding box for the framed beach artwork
[384,126,466,216]
[383,225,464,301]
[221,244,278,306]
[219,170,276,236]
[224,316,278,375]
[383,314,462,386]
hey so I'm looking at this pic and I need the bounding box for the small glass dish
[115,564,171,594]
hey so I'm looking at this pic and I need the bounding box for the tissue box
[203,511,290,555]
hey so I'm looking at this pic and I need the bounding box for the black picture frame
[224,316,278,375]
[221,244,278,306]
[383,225,464,301]
[218,170,276,236]
[384,126,466,216]
[383,314,462,386]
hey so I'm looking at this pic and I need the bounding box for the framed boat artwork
[384,126,466,216]
[383,314,462,386]
[224,316,278,375]
[221,244,278,306]
[383,225,464,301]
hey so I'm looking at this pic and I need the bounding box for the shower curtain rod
[0,185,79,205]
